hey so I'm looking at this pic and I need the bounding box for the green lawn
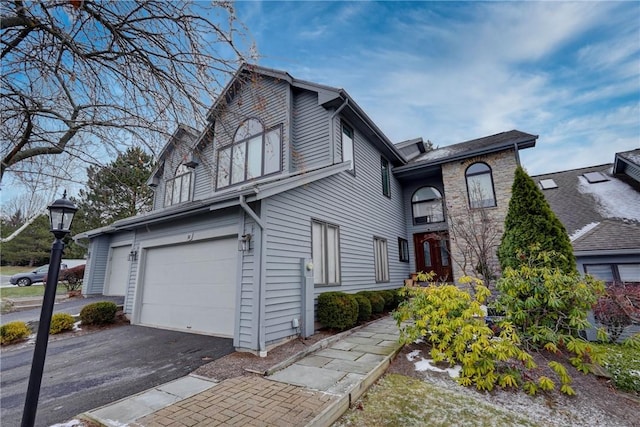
[1,284,67,299]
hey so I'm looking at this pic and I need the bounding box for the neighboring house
[533,149,640,339]
[78,64,536,354]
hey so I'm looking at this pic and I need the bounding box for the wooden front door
[414,232,452,282]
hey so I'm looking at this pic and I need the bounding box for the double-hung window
[312,220,341,286]
[381,157,391,197]
[217,118,282,189]
[585,263,640,283]
[165,164,192,207]
[374,237,389,282]
[342,122,355,173]
[465,162,496,208]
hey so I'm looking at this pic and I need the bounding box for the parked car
[9,264,68,287]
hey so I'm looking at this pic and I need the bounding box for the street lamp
[21,191,77,427]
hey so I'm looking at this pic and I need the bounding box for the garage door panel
[137,237,237,337]
[104,246,130,296]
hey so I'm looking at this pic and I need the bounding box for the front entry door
[414,232,452,282]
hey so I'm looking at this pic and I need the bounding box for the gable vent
[583,171,609,183]
[539,178,558,190]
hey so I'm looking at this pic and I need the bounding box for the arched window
[217,118,282,188]
[465,162,496,208]
[412,186,444,224]
[165,164,192,207]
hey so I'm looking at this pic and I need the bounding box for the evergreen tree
[75,147,155,232]
[498,166,576,274]
[0,214,51,266]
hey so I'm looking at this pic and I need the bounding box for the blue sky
[235,0,639,175]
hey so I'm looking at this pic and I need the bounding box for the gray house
[79,64,536,354]
[534,150,640,339]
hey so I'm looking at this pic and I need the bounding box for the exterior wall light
[239,233,252,251]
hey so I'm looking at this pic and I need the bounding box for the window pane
[231,142,246,184]
[381,158,390,197]
[423,241,432,267]
[374,238,389,282]
[413,200,444,223]
[180,173,191,203]
[172,176,181,204]
[440,240,449,267]
[246,136,262,179]
[264,128,281,175]
[164,179,174,206]
[327,225,339,284]
[412,187,442,202]
[235,118,263,142]
[468,173,495,208]
[585,265,614,282]
[312,222,325,284]
[217,147,231,188]
[618,264,640,282]
[342,125,354,171]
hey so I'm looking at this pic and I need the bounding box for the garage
[104,246,131,296]
[136,237,238,337]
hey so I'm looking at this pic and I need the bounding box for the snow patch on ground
[578,176,640,220]
[48,420,85,427]
[73,321,82,332]
[406,349,461,378]
[570,222,600,241]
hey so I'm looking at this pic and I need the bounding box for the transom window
[165,164,192,207]
[312,220,341,286]
[374,237,389,282]
[465,162,496,208]
[412,186,444,224]
[216,118,282,189]
[342,122,355,173]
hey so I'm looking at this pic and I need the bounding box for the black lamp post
[21,191,77,427]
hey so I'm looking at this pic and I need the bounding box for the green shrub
[354,294,372,323]
[379,290,396,310]
[317,292,358,330]
[359,291,385,314]
[493,250,606,394]
[1,321,31,345]
[597,340,640,393]
[50,313,75,334]
[80,301,117,325]
[394,276,537,393]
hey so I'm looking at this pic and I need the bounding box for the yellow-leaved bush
[394,276,536,393]
[393,274,600,395]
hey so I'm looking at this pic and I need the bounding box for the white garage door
[137,237,237,337]
[104,246,130,296]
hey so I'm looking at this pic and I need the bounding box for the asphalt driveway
[1,325,234,426]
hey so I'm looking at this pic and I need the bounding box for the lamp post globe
[47,190,78,239]
[21,191,77,427]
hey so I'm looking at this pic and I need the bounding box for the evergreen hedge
[317,292,358,330]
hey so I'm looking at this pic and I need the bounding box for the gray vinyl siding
[211,77,290,190]
[402,175,448,273]
[83,235,110,295]
[262,122,410,344]
[238,207,258,350]
[292,90,331,170]
[193,142,215,200]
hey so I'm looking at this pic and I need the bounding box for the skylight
[539,179,558,190]
[583,171,609,183]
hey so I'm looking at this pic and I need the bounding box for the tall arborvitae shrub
[498,166,576,274]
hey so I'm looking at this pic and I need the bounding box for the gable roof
[206,63,407,165]
[146,125,200,184]
[533,163,640,254]
[395,137,428,161]
[393,130,537,176]
[613,148,640,184]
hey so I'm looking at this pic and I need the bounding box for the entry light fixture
[128,250,138,261]
[239,233,252,252]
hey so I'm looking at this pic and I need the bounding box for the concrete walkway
[81,316,402,427]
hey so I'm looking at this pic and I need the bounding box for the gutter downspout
[330,98,349,164]
[239,195,268,355]
[514,142,521,166]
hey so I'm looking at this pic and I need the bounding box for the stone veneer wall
[441,149,519,287]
